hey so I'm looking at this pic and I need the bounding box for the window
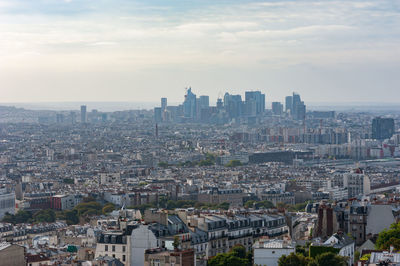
[105,245,108,251]
[123,255,126,262]
[112,254,115,258]
[112,245,115,252]
[123,245,126,252]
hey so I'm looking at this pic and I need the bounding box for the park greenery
[243,199,308,212]
[376,220,400,250]
[278,251,348,266]
[208,245,252,266]
[129,199,230,213]
[244,200,274,209]
[225,160,242,167]
[2,199,116,225]
[158,153,217,168]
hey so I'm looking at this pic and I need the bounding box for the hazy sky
[1,0,400,104]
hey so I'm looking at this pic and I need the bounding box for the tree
[2,210,33,224]
[244,200,255,208]
[218,202,230,210]
[102,203,115,215]
[173,236,180,250]
[225,160,242,167]
[63,178,74,184]
[64,210,79,225]
[158,161,169,168]
[208,245,251,266]
[231,245,246,259]
[311,252,348,266]
[354,250,360,263]
[278,252,310,266]
[33,209,56,223]
[296,245,307,257]
[376,221,400,250]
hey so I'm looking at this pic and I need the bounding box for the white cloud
[0,0,399,102]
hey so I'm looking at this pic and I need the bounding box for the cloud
[0,0,400,102]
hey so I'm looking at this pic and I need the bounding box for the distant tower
[161,98,167,111]
[80,105,87,123]
[70,111,76,124]
[285,96,293,114]
[155,124,159,138]
[372,117,395,140]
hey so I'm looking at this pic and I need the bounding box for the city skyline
[1,0,400,103]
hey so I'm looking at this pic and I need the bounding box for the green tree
[310,252,348,266]
[158,161,169,168]
[354,250,360,263]
[2,210,34,224]
[208,245,251,266]
[173,236,180,250]
[33,209,56,223]
[102,203,115,214]
[376,221,400,250]
[244,200,255,208]
[218,202,230,210]
[64,210,79,225]
[278,252,310,266]
[231,245,246,259]
[296,245,307,257]
[225,160,242,167]
[63,178,74,184]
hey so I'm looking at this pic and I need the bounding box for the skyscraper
[80,105,87,123]
[199,95,209,109]
[245,91,265,115]
[372,117,395,140]
[224,93,243,119]
[287,92,306,120]
[183,87,197,119]
[272,102,283,115]
[154,107,162,123]
[285,96,293,114]
[161,98,167,111]
[291,92,301,119]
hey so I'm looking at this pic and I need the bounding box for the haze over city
[1,0,400,103]
[2,1,400,266]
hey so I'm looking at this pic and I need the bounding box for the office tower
[101,113,107,123]
[199,95,209,109]
[296,101,306,121]
[224,93,243,119]
[56,113,65,123]
[183,87,197,119]
[287,92,306,120]
[216,98,223,110]
[272,102,283,115]
[154,107,162,123]
[80,105,87,123]
[372,117,395,140]
[69,111,76,124]
[245,91,265,115]
[161,98,167,111]
[291,92,301,118]
[285,96,293,114]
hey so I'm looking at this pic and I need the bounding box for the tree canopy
[376,221,400,250]
[208,245,252,266]
[278,252,347,266]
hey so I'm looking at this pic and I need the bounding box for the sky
[0,0,400,104]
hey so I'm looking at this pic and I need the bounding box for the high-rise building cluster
[154,88,307,124]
